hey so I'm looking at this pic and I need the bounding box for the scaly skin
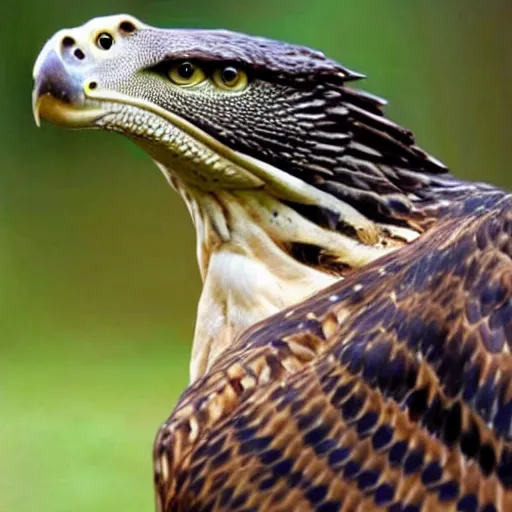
[33,15,512,511]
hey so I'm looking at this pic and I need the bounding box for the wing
[154,192,512,512]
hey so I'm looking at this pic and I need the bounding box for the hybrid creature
[33,14,512,511]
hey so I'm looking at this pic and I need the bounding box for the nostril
[74,48,85,60]
[62,36,75,48]
[119,21,136,33]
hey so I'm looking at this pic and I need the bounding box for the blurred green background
[1,0,511,511]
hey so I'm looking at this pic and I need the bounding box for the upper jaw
[32,46,106,128]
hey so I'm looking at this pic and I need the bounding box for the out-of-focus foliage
[1,1,511,510]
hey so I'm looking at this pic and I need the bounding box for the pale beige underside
[156,157,405,381]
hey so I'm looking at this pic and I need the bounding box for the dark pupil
[178,62,194,79]
[222,66,238,83]
[97,33,114,50]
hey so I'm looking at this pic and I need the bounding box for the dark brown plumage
[156,190,512,511]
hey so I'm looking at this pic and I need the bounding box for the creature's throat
[182,187,340,382]
[157,159,409,381]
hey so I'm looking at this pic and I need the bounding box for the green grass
[0,329,190,512]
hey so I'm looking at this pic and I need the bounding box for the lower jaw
[33,94,106,128]
[93,102,266,192]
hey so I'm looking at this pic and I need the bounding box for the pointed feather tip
[341,68,366,82]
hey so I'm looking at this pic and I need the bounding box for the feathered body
[32,15,512,511]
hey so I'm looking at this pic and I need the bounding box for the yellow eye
[168,61,206,86]
[212,66,248,90]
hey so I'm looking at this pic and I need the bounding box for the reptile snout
[32,14,146,128]
[33,49,84,106]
